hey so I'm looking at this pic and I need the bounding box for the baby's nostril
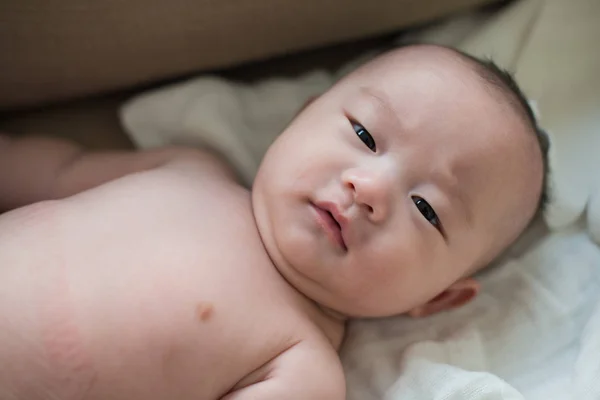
[366,205,374,213]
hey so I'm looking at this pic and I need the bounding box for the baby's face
[252,46,543,317]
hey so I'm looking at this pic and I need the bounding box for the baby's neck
[318,304,348,325]
[307,301,348,351]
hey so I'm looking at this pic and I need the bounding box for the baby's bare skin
[0,45,546,400]
[0,155,345,399]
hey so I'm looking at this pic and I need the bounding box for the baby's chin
[299,283,411,319]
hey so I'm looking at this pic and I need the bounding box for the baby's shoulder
[98,147,248,213]
[59,147,253,245]
[159,146,240,187]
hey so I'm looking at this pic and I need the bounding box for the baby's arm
[0,134,235,211]
[221,341,345,400]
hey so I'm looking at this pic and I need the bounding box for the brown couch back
[0,0,494,109]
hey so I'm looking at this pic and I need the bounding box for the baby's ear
[407,278,480,318]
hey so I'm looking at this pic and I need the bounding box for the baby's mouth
[311,202,348,251]
[327,211,342,231]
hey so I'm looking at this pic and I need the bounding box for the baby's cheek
[372,237,437,305]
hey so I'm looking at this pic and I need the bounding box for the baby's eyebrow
[358,86,403,132]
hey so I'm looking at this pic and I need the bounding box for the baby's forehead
[357,46,478,82]
[345,54,517,137]
[350,54,486,112]
[361,47,534,130]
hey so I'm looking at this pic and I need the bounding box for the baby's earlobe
[406,278,480,318]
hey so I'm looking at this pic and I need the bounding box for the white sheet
[120,0,600,398]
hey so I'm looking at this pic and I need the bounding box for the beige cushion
[0,0,496,109]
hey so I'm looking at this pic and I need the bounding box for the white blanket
[120,0,600,398]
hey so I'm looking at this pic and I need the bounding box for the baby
[0,45,547,399]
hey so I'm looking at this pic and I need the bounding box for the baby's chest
[106,247,317,398]
[1,174,326,399]
[56,169,265,277]
[61,175,299,327]
[57,220,311,397]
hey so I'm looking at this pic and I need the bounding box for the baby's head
[252,44,548,318]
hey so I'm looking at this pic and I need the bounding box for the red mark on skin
[39,249,96,399]
[195,302,214,322]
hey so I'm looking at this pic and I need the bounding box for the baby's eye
[351,121,376,152]
[412,196,441,230]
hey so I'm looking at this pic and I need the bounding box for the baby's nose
[342,166,393,223]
